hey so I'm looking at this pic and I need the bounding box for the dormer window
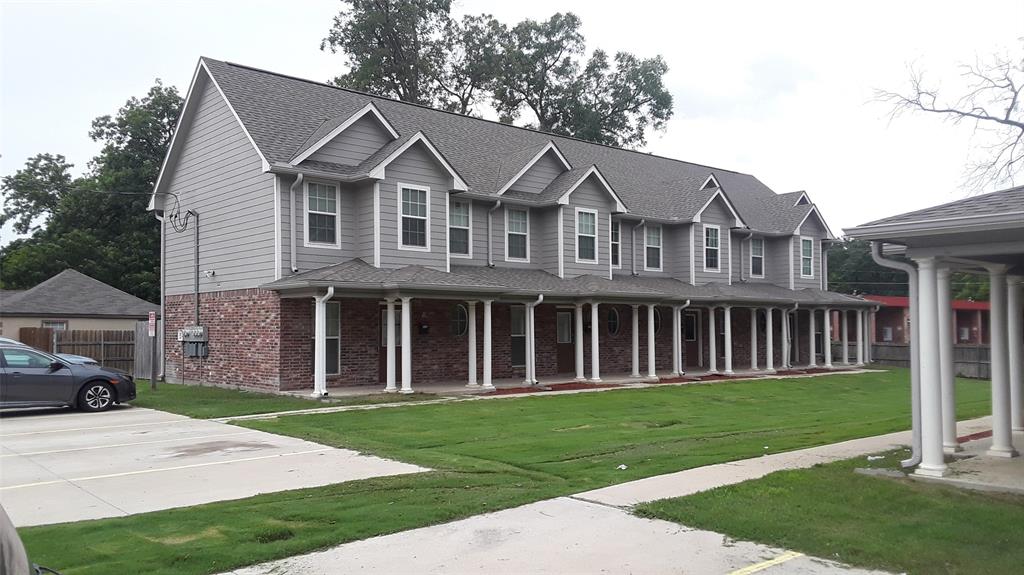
[506,208,529,261]
[644,224,662,271]
[704,224,720,271]
[399,184,430,250]
[750,237,765,278]
[449,199,471,257]
[610,220,621,268]
[304,181,340,248]
[576,208,598,263]
[801,237,814,278]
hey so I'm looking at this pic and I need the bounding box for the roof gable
[701,174,721,190]
[556,166,627,213]
[366,132,468,191]
[497,141,571,195]
[692,188,746,228]
[291,102,398,164]
[1,270,159,318]
[795,205,834,239]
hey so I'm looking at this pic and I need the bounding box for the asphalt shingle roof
[1,270,159,318]
[202,58,819,233]
[858,185,1024,227]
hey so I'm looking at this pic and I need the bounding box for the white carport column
[823,308,833,368]
[807,309,817,368]
[671,306,681,376]
[915,257,948,476]
[765,308,775,373]
[722,306,734,375]
[855,309,864,366]
[385,298,397,393]
[646,304,657,379]
[631,304,640,378]
[590,302,601,382]
[1009,276,1024,432]
[841,310,849,365]
[988,267,1018,456]
[708,307,718,373]
[400,297,413,394]
[482,300,494,390]
[312,288,333,398]
[937,268,959,452]
[750,308,758,371]
[574,303,585,381]
[466,301,478,387]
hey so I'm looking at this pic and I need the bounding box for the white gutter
[631,219,646,276]
[288,173,303,273]
[871,241,921,468]
[487,200,503,267]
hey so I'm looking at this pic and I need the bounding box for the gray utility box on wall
[177,325,209,358]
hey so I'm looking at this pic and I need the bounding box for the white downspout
[487,200,503,267]
[289,173,304,273]
[312,285,334,398]
[631,219,646,276]
[871,241,921,468]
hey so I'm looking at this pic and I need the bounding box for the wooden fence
[133,320,163,380]
[18,327,136,374]
[866,343,997,379]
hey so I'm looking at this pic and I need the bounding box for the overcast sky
[2,0,1022,246]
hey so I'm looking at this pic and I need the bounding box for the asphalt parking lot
[0,406,425,527]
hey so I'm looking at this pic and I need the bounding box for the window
[41,320,67,331]
[506,208,529,261]
[449,200,471,257]
[750,237,764,278]
[645,224,662,271]
[510,305,526,366]
[400,185,430,249]
[704,225,720,271]
[882,326,894,343]
[311,302,341,374]
[557,311,573,344]
[608,308,620,335]
[1,348,53,368]
[684,313,698,341]
[451,304,468,336]
[576,209,597,263]
[305,182,339,247]
[801,237,814,278]
[610,220,621,267]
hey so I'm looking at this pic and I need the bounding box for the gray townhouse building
[150,58,873,394]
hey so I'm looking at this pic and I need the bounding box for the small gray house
[150,57,873,394]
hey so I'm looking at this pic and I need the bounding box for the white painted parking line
[728,551,805,574]
[0,418,190,437]
[1,448,333,490]
[0,430,259,458]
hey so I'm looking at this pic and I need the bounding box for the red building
[859,295,989,345]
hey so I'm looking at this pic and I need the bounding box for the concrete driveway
[0,406,425,526]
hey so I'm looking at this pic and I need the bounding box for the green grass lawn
[130,379,437,419]
[21,370,992,575]
[635,449,1024,575]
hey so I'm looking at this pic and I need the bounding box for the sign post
[148,311,158,390]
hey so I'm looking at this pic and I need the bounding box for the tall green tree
[0,81,182,302]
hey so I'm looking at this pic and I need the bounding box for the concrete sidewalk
[226,418,991,575]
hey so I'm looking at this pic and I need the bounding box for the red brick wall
[697,307,786,371]
[164,289,282,391]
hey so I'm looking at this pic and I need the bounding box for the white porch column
[385,298,397,392]
[855,309,864,365]
[988,267,1018,456]
[765,308,775,373]
[937,268,959,452]
[647,304,657,379]
[466,301,478,387]
[591,302,601,382]
[574,303,585,381]
[807,309,817,367]
[723,306,734,375]
[671,306,681,376]
[915,257,948,476]
[708,307,718,373]
[750,308,758,371]
[400,296,413,394]
[631,304,641,377]
[781,309,789,369]
[823,308,833,368]
[312,290,331,398]
[841,310,849,365]
[866,310,875,363]
[526,302,536,385]
[482,300,494,390]
[1008,276,1023,432]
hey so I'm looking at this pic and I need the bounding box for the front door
[684,311,701,368]
[556,310,575,374]
[378,307,402,383]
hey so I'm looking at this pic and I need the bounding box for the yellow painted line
[0,448,332,490]
[0,430,258,458]
[728,551,805,575]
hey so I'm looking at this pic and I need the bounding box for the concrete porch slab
[911,430,1024,495]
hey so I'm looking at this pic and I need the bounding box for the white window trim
[397,182,431,252]
[749,237,765,279]
[303,179,342,249]
[449,198,473,259]
[610,218,622,270]
[800,236,815,278]
[504,207,531,262]
[574,207,599,264]
[644,223,663,272]
[703,224,721,272]
[41,319,68,331]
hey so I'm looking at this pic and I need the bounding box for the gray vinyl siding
[278,175,369,274]
[614,219,644,276]
[451,199,490,266]
[354,183,375,262]
[535,206,559,275]
[164,80,275,295]
[663,224,688,278]
[304,114,392,166]
[562,177,615,278]
[763,236,792,288]
[378,142,452,271]
[507,151,565,193]
[733,233,771,285]
[692,198,734,285]
[793,215,826,289]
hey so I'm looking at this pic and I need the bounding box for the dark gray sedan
[0,344,136,412]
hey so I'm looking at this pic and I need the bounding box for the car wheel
[78,382,114,412]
